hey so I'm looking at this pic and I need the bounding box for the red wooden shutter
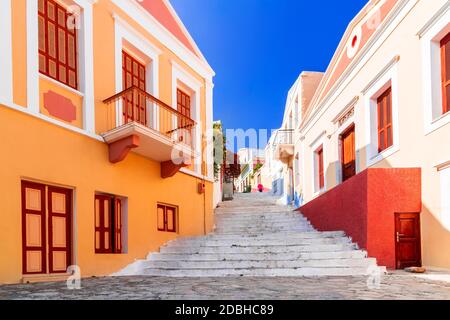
[38,0,78,89]
[122,51,147,125]
[176,89,192,145]
[377,88,393,153]
[48,186,72,273]
[114,198,122,253]
[441,33,450,114]
[157,204,166,231]
[317,147,324,189]
[95,195,113,253]
[166,206,177,233]
[22,182,47,275]
[157,204,177,232]
[177,89,191,118]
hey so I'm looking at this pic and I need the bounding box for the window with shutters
[157,204,178,233]
[38,0,78,89]
[377,87,393,153]
[94,194,125,254]
[441,32,450,115]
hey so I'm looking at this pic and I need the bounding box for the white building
[235,148,265,192]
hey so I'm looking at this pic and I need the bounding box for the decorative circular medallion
[347,26,362,59]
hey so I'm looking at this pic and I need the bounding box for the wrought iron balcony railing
[103,86,196,147]
[273,129,294,146]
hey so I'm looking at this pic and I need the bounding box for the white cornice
[300,0,416,135]
[417,1,449,38]
[111,0,214,80]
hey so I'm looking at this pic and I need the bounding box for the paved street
[1,272,449,300]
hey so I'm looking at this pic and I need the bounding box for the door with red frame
[341,125,356,182]
[122,51,147,126]
[395,213,421,269]
[177,89,193,146]
[22,181,72,275]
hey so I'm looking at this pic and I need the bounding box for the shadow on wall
[271,178,284,196]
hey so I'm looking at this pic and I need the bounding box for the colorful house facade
[275,0,450,269]
[0,0,215,284]
[235,148,265,193]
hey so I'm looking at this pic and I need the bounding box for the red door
[176,89,193,145]
[22,181,72,275]
[48,186,72,273]
[22,182,47,275]
[395,213,421,269]
[122,51,146,125]
[341,125,356,182]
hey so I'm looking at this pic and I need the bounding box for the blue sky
[171,0,368,147]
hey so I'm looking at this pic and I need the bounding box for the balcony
[274,129,294,164]
[102,86,196,178]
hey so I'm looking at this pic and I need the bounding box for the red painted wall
[139,0,197,56]
[299,168,421,269]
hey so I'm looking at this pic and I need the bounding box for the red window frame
[316,146,324,190]
[441,32,450,115]
[177,89,191,118]
[122,51,147,125]
[38,0,78,89]
[176,89,193,145]
[95,194,123,254]
[377,87,393,153]
[157,204,177,233]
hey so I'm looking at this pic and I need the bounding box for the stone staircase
[115,193,385,277]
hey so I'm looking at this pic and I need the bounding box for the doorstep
[21,273,71,284]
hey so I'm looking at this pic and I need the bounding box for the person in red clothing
[257,184,264,193]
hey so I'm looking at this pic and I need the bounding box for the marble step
[178,231,346,241]
[143,258,377,269]
[214,227,313,233]
[159,243,358,254]
[140,266,383,277]
[166,237,352,247]
[148,250,368,261]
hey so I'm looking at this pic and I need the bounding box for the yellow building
[0,0,215,284]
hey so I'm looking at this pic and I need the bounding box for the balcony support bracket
[108,134,140,164]
[161,160,189,179]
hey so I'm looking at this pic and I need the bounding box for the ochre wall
[299,168,421,269]
[0,107,214,284]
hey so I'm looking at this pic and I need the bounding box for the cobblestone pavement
[0,272,450,300]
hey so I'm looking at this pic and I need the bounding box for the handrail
[274,129,294,145]
[103,86,196,127]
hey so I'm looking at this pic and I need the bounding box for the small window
[377,87,393,153]
[157,204,178,233]
[177,89,191,118]
[38,0,78,89]
[315,146,324,190]
[95,194,123,254]
[441,33,450,115]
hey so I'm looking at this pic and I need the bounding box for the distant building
[235,148,265,192]
[269,0,450,270]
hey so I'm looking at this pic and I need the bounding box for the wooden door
[22,182,72,275]
[122,51,146,125]
[48,186,72,273]
[341,125,356,182]
[395,213,421,269]
[177,89,192,145]
[22,182,47,274]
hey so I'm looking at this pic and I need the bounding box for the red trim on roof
[138,0,198,56]
[317,0,397,104]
